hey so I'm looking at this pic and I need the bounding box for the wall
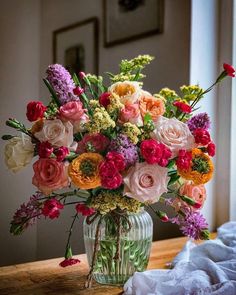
[0,0,41,265]
[37,0,191,260]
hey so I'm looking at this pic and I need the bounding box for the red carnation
[173,101,192,113]
[76,203,95,216]
[59,258,80,268]
[194,128,211,146]
[99,92,111,108]
[54,146,69,162]
[38,141,53,158]
[207,142,216,157]
[106,151,126,171]
[73,86,84,96]
[140,139,172,166]
[42,199,64,219]
[223,63,235,77]
[26,101,47,122]
[176,149,192,170]
[99,160,123,189]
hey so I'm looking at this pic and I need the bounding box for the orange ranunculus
[178,148,214,185]
[68,153,103,189]
[139,94,165,121]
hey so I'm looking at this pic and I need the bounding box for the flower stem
[64,213,79,258]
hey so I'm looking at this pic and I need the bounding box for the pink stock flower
[77,133,110,153]
[42,199,64,219]
[99,92,111,108]
[223,63,235,77]
[140,139,172,166]
[32,158,69,195]
[38,141,53,158]
[193,128,211,146]
[54,146,69,162]
[106,151,126,171]
[59,258,80,268]
[176,149,192,170]
[76,203,95,216]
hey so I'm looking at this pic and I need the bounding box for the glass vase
[83,209,153,285]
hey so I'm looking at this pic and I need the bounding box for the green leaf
[65,246,73,259]
[168,173,180,186]
[43,78,61,106]
[72,73,80,86]
[166,159,176,169]
[1,134,14,140]
[144,113,152,124]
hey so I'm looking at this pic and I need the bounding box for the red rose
[223,63,235,77]
[173,101,192,113]
[99,92,111,108]
[26,101,47,122]
[77,133,110,153]
[176,149,192,170]
[106,151,126,171]
[99,160,123,189]
[42,199,64,219]
[54,146,69,162]
[76,203,95,216]
[140,139,172,166]
[38,141,53,158]
[207,142,216,157]
[194,128,211,145]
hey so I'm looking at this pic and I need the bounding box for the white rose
[4,134,34,172]
[152,116,196,156]
[123,162,169,204]
[109,81,141,104]
[34,119,73,148]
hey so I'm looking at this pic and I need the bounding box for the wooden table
[0,234,216,295]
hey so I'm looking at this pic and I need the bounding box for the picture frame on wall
[104,0,164,47]
[53,18,99,76]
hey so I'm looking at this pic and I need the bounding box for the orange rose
[139,94,165,121]
[68,153,103,189]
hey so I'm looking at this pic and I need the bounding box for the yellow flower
[86,107,115,134]
[178,148,214,185]
[122,122,141,144]
[68,153,103,189]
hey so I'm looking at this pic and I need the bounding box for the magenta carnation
[42,199,64,219]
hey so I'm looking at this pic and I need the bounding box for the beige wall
[0,0,191,265]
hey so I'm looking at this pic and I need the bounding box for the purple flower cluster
[179,208,208,240]
[109,134,138,166]
[187,112,211,132]
[11,193,43,234]
[46,64,77,104]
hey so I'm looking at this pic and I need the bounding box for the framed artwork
[104,0,164,47]
[53,18,99,75]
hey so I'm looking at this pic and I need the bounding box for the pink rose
[42,199,64,219]
[152,116,196,156]
[34,119,74,148]
[59,101,85,122]
[123,162,169,203]
[77,133,110,153]
[32,158,69,195]
[119,103,143,126]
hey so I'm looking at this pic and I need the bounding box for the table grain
[0,233,216,295]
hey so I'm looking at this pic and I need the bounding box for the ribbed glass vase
[83,209,153,285]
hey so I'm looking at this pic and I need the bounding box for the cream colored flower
[34,119,73,148]
[108,81,141,104]
[4,134,34,173]
[152,116,196,156]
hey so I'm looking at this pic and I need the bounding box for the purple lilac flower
[109,134,138,166]
[46,64,77,105]
[187,112,211,132]
[179,208,208,240]
[11,193,43,235]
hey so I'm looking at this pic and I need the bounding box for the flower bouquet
[2,55,235,287]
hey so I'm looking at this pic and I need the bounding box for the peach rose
[139,93,165,121]
[32,158,69,195]
[34,119,73,148]
[119,103,143,126]
[152,116,196,156]
[123,162,169,203]
[173,181,206,211]
[109,81,141,104]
